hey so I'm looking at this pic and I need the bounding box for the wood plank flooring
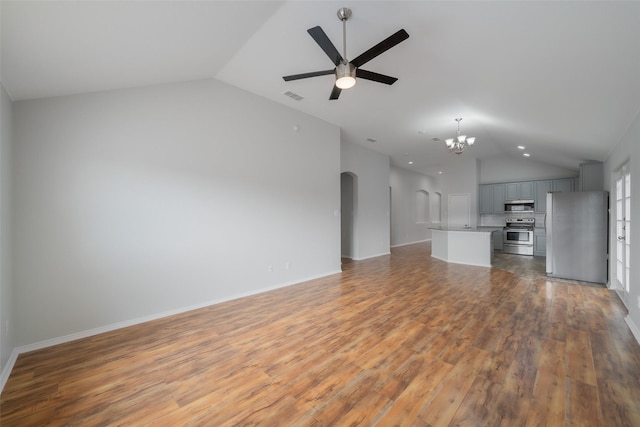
[2,242,640,426]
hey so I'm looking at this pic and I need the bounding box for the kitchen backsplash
[480,213,546,228]
[479,214,506,227]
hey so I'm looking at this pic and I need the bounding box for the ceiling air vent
[283,91,304,101]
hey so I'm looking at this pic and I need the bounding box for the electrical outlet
[267,265,273,273]
[284,262,291,270]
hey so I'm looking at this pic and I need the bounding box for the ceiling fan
[283,8,409,100]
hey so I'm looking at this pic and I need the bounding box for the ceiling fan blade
[283,69,335,81]
[356,69,398,85]
[307,26,344,66]
[329,85,342,100]
[350,29,409,68]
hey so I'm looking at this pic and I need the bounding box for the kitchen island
[429,226,502,267]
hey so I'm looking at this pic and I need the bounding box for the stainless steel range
[503,217,534,256]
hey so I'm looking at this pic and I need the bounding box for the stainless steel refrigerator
[545,191,608,284]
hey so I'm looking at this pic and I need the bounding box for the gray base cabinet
[534,228,546,256]
[493,230,504,251]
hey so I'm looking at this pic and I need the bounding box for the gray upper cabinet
[479,184,506,214]
[480,184,494,214]
[535,180,552,213]
[506,181,535,200]
[552,178,573,193]
[520,181,535,199]
[505,183,519,200]
[579,162,604,191]
[535,178,575,212]
[493,184,506,213]
[482,177,576,216]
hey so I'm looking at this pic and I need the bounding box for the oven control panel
[505,217,535,226]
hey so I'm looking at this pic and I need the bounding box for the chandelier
[445,118,476,155]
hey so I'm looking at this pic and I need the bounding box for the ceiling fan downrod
[337,7,351,63]
[335,7,356,89]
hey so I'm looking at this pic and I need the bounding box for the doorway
[614,162,631,305]
[341,172,357,260]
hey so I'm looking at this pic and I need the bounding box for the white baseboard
[353,251,391,261]
[615,289,629,309]
[430,253,491,268]
[0,269,341,394]
[0,348,20,393]
[625,315,640,346]
[391,239,430,248]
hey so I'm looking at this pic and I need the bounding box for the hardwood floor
[491,251,599,286]
[2,242,640,426]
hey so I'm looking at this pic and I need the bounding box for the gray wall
[12,79,341,346]
[440,156,480,227]
[0,83,14,371]
[480,156,577,184]
[390,166,440,247]
[340,142,390,260]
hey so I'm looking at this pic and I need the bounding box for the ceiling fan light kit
[445,118,476,155]
[335,62,356,89]
[282,7,409,99]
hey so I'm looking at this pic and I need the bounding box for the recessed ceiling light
[438,171,443,175]
[365,137,377,143]
[517,145,526,150]
[432,137,441,142]
[523,153,531,157]
[408,161,414,165]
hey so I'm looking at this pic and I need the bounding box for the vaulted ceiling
[3,1,640,177]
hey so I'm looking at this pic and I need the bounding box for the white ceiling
[3,1,640,177]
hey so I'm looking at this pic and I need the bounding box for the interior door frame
[613,161,631,305]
